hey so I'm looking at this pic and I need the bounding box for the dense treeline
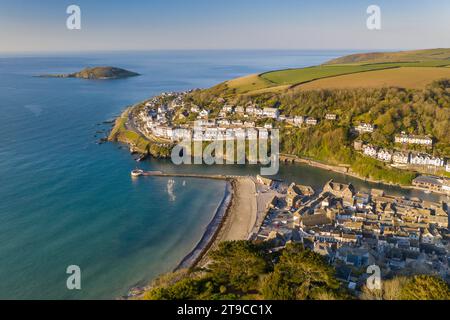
[143,241,349,300]
[188,80,450,184]
[142,240,450,300]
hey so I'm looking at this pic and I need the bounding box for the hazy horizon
[1,0,449,53]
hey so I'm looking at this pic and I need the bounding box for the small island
[39,66,140,80]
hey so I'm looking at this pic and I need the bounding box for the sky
[1,0,450,53]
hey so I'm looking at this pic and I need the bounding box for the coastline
[175,176,261,270]
[280,153,450,196]
[174,179,233,270]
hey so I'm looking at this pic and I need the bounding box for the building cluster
[412,176,450,194]
[353,123,375,133]
[254,179,450,289]
[135,93,339,142]
[395,132,433,146]
[356,142,449,172]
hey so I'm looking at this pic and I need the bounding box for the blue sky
[1,0,449,52]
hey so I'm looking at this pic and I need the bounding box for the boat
[131,169,144,177]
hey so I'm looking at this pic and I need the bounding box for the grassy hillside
[216,48,450,95]
[260,64,396,85]
[325,48,450,65]
[296,67,450,91]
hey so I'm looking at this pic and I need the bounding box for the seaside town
[128,91,450,194]
[122,90,450,294]
[252,175,450,292]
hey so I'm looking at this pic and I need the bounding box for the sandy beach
[192,176,275,269]
[217,177,257,241]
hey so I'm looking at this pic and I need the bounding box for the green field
[217,49,450,94]
[260,64,396,85]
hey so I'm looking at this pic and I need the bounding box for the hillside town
[130,91,450,192]
[252,176,450,291]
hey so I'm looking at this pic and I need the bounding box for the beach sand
[194,177,260,268]
[218,177,257,241]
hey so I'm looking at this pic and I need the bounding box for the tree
[261,243,343,300]
[400,275,450,300]
[208,241,267,292]
[361,275,450,300]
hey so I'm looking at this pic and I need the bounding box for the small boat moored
[131,169,144,177]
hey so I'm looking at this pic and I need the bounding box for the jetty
[131,169,236,180]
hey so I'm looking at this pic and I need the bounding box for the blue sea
[0,50,444,299]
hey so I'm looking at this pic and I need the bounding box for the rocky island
[39,66,140,80]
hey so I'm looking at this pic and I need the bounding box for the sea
[0,50,446,299]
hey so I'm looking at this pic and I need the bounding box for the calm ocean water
[0,50,445,299]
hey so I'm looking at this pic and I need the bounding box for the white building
[153,126,173,140]
[392,152,410,164]
[363,145,378,158]
[325,114,337,120]
[199,109,210,118]
[306,117,318,125]
[446,163,450,173]
[377,149,392,162]
[262,108,279,119]
[222,105,234,113]
[355,123,375,133]
[394,133,433,146]
[235,106,245,114]
[410,154,445,167]
[246,106,255,114]
[293,116,304,126]
[217,119,230,126]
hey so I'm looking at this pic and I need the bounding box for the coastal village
[251,175,450,292]
[128,91,450,195]
[119,90,450,294]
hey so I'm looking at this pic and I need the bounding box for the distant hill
[325,48,450,65]
[40,66,140,80]
[213,48,450,95]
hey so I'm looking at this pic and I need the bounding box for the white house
[153,126,173,140]
[377,150,392,162]
[199,109,210,118]
[235,106,245,114]
[293,116,304,126]
[305,117,318,125]
[222,105,234,113]
[363,145,378,158]
[190,105,200,113]
[262,108,279,119]
[410,154,445,167]
[395,133,433,146]
[355,123,375,133]
[392,152,410,164]
[217,119,230,126]
[446,163,450,173]
[246,106,255,114]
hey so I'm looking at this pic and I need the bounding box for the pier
[131,169,238,180]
